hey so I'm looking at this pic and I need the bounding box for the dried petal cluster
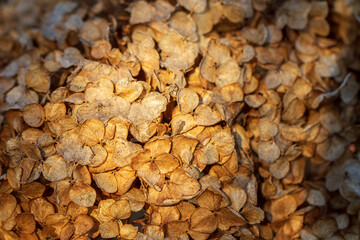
[253,1,360,239]
[0,0,359,240]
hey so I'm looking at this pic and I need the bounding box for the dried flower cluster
[0,0,359,240]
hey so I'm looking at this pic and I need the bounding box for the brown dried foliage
[0,0,360,240]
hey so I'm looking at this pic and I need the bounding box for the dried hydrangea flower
[0,0,359,239]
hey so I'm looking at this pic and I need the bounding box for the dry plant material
[0,0,360,239]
